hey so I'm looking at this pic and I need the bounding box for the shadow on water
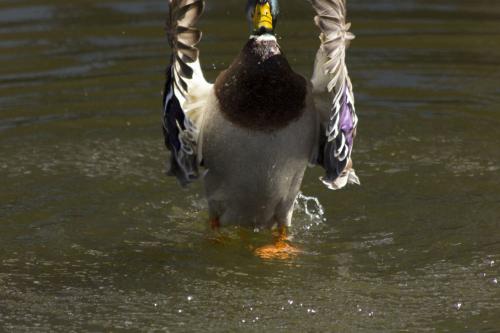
[1,0,500,331]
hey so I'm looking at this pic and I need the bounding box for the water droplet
[187,296,193,301]
[241,319,246,323]
[280,306,285,311]
[178,309,183,313]
[154,303,158,307]
[493,278,498,284]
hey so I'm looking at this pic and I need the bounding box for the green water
[1,0,500,331]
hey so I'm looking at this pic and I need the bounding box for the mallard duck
[162,0,359,244]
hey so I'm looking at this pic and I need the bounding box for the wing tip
[320,168,360,191]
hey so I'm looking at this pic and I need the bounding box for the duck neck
[247,34,281,62]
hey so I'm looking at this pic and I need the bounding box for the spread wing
[162,0,212,186]
[310,0,360,190]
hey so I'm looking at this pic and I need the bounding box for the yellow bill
[253,2,273,32]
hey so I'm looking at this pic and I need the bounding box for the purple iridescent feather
[338,83,355,155]
[322,81,355,182]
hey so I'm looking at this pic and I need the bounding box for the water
[1,0,500,331]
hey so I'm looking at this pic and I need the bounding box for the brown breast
[215,38,307,132]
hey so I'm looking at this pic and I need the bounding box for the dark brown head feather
[215,38,307,131]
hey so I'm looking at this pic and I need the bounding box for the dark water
[1,0,500,331]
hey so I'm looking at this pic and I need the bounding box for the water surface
[1,0,500,331]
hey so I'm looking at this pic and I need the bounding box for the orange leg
[277,226,288,242]
[208,217,230,245]
[210,218,220,231]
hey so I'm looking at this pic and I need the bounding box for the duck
[162,0,359,255]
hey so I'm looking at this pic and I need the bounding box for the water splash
[295,192,326,228]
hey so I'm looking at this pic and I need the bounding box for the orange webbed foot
[254,226,301,260]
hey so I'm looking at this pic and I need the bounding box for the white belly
[200,95,318,228]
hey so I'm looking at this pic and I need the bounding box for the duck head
[246,0,279,36]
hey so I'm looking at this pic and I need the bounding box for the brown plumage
[215,38,307,132]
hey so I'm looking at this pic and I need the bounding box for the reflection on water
[1,0,500,331]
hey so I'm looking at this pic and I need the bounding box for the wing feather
[309,0,360,190]
[162,0,211,186]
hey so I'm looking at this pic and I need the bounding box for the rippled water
[1,0,500,331]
